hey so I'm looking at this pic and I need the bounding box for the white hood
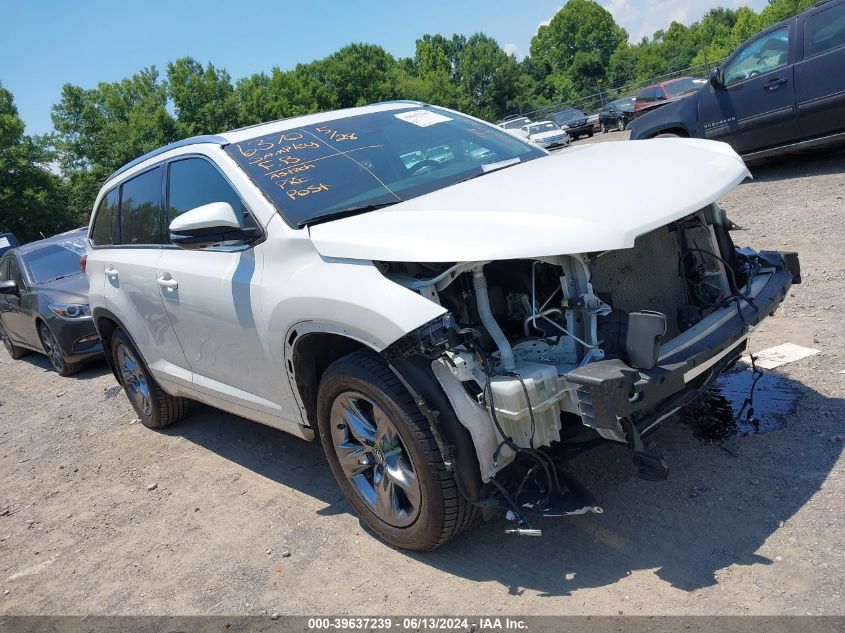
[308,138,750,262]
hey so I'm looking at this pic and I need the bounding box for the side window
[120,166,164,245]
[725,26,791,86]
[805,3,845,57]
[167,157,261,247]
[90,188,119,246]
[9,257,24,287]
[166,157,244,225]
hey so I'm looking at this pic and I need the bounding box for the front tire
[110,328,189,428]
[617,118,626,132]
[317,350,476,550]
[38,323,77,376]
[601,122,608,134]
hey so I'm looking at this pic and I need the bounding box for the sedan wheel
[329,392,421,528]
[39,324,68,375]
[0,322,28,360]
[617,118,626,132]
[601,122,608,134]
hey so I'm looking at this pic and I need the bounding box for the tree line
[0,0,813,243]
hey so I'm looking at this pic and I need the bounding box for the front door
[156,156,283,419]
[699,24,799,154]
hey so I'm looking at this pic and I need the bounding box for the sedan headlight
[48,303,92,319]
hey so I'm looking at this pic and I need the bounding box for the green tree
[51,67,179,219]
[530,0,627,77]
[0,83,74,242]
[167,57,239,135]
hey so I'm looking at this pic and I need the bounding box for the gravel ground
[1,136,843,616]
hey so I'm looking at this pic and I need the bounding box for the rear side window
[120,167,163,245]
[167,158,244,223]
[90,188,119,246]
[805,2,845,57]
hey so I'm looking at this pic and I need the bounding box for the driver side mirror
[709,67,725,90]
[169,202,260,250]
[0,280,18,295]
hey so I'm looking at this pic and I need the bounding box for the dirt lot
[1,135,843,616]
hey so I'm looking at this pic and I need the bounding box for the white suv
[85,101,799,550]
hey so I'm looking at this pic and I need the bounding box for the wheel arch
[286,324,375,432]
[92,307,136,383]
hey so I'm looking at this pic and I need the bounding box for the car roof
[16,227,88,256]
[108,100,428,181]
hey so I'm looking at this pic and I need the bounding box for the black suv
[550,108,594,140]
[630,0,845,159]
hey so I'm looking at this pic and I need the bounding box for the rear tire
[110,328,189,429]
[38,323,78,377]
[317,350,477,550]
[0,322,29,360]
[587,130,594,138]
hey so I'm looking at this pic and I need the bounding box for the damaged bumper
[565,251,798,441]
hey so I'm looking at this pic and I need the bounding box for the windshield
[557,109,583,120]
[227,107,545,227]
[610,98,634,112]
[527,122,559,134]
[23,238,86,283]
[500,118,530,129]
[665,78,703,97]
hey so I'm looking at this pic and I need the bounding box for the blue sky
[3,0,767,136]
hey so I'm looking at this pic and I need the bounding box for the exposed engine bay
[377,204,798,527]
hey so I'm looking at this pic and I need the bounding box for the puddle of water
[682,363,802,440]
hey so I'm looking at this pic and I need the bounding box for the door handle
[104,266,119,278]
[156,275,178,290]
[764,77,788,91]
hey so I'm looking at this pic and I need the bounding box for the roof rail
[107,134,228,181]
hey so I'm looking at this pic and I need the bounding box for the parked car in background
[550,108,593,139]
[633,77,706,112]
[0,228,101,375]
[85,101,798,551]
[599,97,635,132]
[0,232,20,257]
[521,120,571,149]
[498,116,532,130]
[630,0,845,160]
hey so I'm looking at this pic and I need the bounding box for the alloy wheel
[39,326,65,373]
[329,391,421,528]
[617,118,625,132]
[114,342,152,417]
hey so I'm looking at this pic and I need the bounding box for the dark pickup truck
[630,0,845,159]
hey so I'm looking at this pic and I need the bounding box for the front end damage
[379,204,800,532]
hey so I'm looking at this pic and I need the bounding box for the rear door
[794,0,845,138]
[699,23,799,153]
[94,167,192,388]
[155,155,279,417]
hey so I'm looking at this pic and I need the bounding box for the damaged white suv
[85,101,800,550]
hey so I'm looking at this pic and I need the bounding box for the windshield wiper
[301,201,400,228]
